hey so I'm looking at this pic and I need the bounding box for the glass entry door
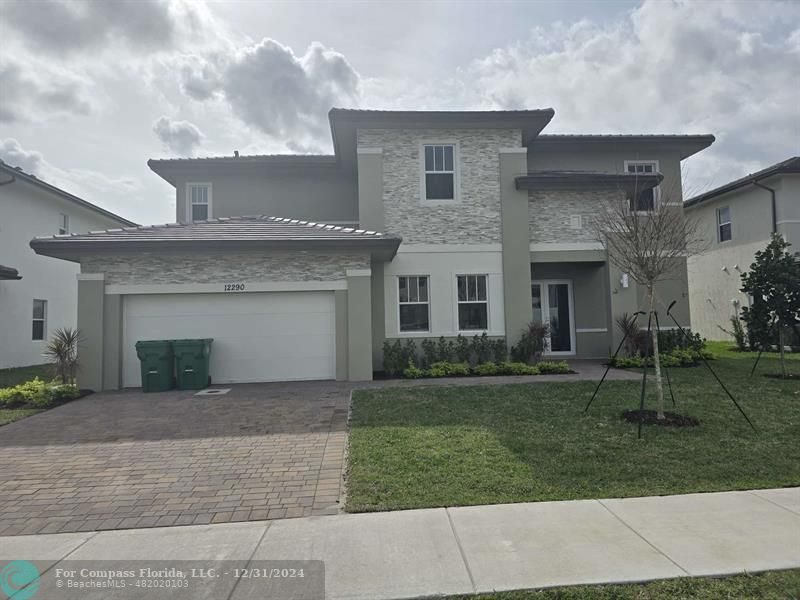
[531,280,575,355]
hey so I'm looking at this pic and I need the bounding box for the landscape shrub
[496,361,539,375]
[609,349,715,369]
[421,338,438,367]
[436,337,455,363]
[0,378,80,409]
[536,361,572,374]
[472,362,499,376]
[383,339,420,375]
[454,335,471,363]
[510,321,550,364]
[428,361,471,377]
[491,339,508,363]
[402,360,425,379]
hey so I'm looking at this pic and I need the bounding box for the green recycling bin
[173,339,213,390]
[135,340,174,392]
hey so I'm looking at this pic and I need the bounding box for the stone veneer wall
[529,189,624,243]
[81,251,370,285]
[357,128,521,244]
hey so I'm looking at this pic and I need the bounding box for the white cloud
[153,116,205,155]
[452,0,800,189]
[0,61,94,123]
[0,138,44,173]
[177,39,361,147]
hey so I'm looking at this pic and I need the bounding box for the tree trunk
[649,287,666,419]
[779,326,786,379]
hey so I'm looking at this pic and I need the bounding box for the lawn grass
[444,568,800,599]
[347,350,799,512]
[0,408,43,426]
[0,363,53,388]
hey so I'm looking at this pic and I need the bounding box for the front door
[531,280,575,355]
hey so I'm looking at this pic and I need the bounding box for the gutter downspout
[752,180,777,234]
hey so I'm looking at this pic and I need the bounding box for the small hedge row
[0,377,80,409]
[402,360,572,379]
[610,349,715,369]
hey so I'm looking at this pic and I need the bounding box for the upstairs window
[187,183,212,222]
[32,299,47,341]
[625,161,659,213]
[398,275,430,332]
[457,274,488,331]
[717,206,732,242]
[423,144,455,201]
[58,213,69,235]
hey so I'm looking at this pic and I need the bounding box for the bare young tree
[592,172,706,419]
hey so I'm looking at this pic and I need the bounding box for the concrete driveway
[0,382,350,536]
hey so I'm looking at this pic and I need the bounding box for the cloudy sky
[1,0,798,225]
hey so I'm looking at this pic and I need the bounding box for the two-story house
[30,109,713,390]
[1,160,135,369]
[684,156,800,340]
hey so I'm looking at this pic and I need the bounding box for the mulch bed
[622,409,700,427]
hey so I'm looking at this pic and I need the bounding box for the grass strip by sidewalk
[444,568,800,599]
[347,349,799,512]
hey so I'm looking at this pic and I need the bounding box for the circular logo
[0,560,40,600]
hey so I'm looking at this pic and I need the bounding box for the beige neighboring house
[0,160,135,369]
[684,156,800,341]
[30,108,714,390]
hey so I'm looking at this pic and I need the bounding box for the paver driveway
[0,382,350,536]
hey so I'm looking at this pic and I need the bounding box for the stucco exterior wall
[172,169,358,225]
[684,175,794,340]
[687,241,764,340]
[0,180,131,368]
[356,128,521,244]
[81,251,370,285]
[529,189,623,243]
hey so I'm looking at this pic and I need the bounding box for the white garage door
[123,292,336,387]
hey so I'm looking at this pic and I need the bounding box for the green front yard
[445,569,800,600]
[347,344,799,512]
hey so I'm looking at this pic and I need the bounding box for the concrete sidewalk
[1,488,798,599]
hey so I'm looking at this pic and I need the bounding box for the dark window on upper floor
[424,144,455,201]
[717,206,732,242]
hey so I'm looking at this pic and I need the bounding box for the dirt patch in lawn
[622,409,700,427]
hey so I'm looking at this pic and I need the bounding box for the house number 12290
[223,283,245,292]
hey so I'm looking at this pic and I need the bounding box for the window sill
[420,198,460,207]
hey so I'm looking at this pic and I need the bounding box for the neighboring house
[0,161,136,369]
[684,156,800,340]
[30,109,714,390]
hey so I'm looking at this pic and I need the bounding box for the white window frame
[58,213,69,235]
[32,299,47,342]
[397,275,431,334]
[455,273,489,333]
[186,182,213,222]
[419,141,460,205]
[717,205,732,242]
[531,279,576,356]
[623,160,660,214]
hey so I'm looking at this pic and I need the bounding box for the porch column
[346,269,373,381]
[499,147,532,347]
[77,273,105,391]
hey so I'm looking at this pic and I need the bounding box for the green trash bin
[173,339,213,390]
[135,340,174,392]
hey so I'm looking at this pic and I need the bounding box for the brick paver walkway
[0,382,350,535]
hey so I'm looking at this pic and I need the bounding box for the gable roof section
[532,134,715,160]
[0,264,22,280]
[148,154,338,185]
[30,216,401,262]
[329,107,556,169]
[684,156,800,208]
[0,160,137,227]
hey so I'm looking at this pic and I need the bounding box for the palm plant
[44,327,82,384]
